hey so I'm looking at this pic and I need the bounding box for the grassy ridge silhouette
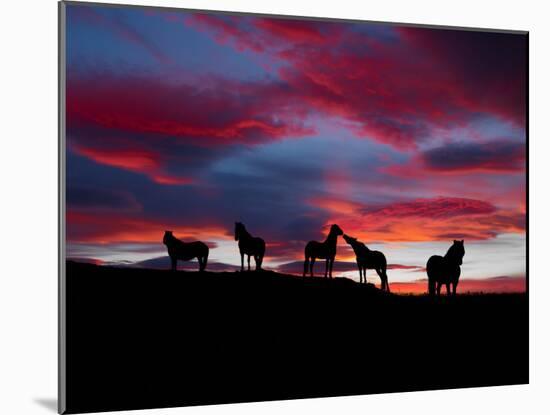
[64,260,528,413]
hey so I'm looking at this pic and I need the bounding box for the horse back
[305,240,333,259]
[170,240,208,261]
[372,250,387,268]
[188,241,209,255]
[426,255,444,277]
[239,236,265,255]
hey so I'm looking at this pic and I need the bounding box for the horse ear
[461,239,464,244]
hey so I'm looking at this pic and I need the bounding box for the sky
[64,3,527,293]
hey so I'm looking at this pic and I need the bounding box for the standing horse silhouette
[163,231,209,272]
[343,234,390,291]
[426,240,465,296]
[235,222,265,271]
[303,224,343,278]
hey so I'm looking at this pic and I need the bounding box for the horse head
[330,224,344,236]
[449,239,465,265]
[163,230,173,245]
[343,234,356,246]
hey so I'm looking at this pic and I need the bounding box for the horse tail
[384,270,390,292]
[426,255,437,295]
[258,239,266,269]
[303,243,311,277]
[203,246,209,271]
[380,252,387,270]
[381,262,390,292]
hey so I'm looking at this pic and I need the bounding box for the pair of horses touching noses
[163,223,465,296]
[303,224,390,291]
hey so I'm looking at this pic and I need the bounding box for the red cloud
[72,145,193,186]
[387,264,424,271]
[67,71,316,180]
[362,197,497,219]
[150,174,193,185]
[75,146,160,171]
[182,14,526,149]
[67,75,314,145]
[184,14,267,52]
[67,210,229,244]
[185,14,337,52]
[253,18,335,44]
[313,196,524,242]
[397,27,527,127]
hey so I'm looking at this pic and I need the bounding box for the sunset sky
[65,3,527,293]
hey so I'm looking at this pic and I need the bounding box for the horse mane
[236,222,252,240]
[357,240,370,251]
[444,243,464,263]
[164,232,184,247]
[325,224,342,241]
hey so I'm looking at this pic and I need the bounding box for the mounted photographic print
[58,1,528,413]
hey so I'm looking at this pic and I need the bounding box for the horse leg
[247,255,251,271]
[170,257,177,272]
[381,269,390,292]
[324,259,329,278]
[329,258,334,278]
[310,258,316,277]
[203,250,208,272]
[303,258,309,277]
[376,268,387,291]
[452,281,458,296]
[428,278,435,295]
[376,268,384,290]
[240,253,244,272]
[436,282,442,296]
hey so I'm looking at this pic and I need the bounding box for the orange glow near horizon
[67,211,230,244]
[388,277,526,295]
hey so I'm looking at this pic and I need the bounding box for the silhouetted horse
[426,240,465,296]
[303,224,343,278]
[343,234,390,292]
[163,231,209,272]
[235,222,265,271]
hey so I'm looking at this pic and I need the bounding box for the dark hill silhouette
[64,261,527,414]
[278,260,359,274]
